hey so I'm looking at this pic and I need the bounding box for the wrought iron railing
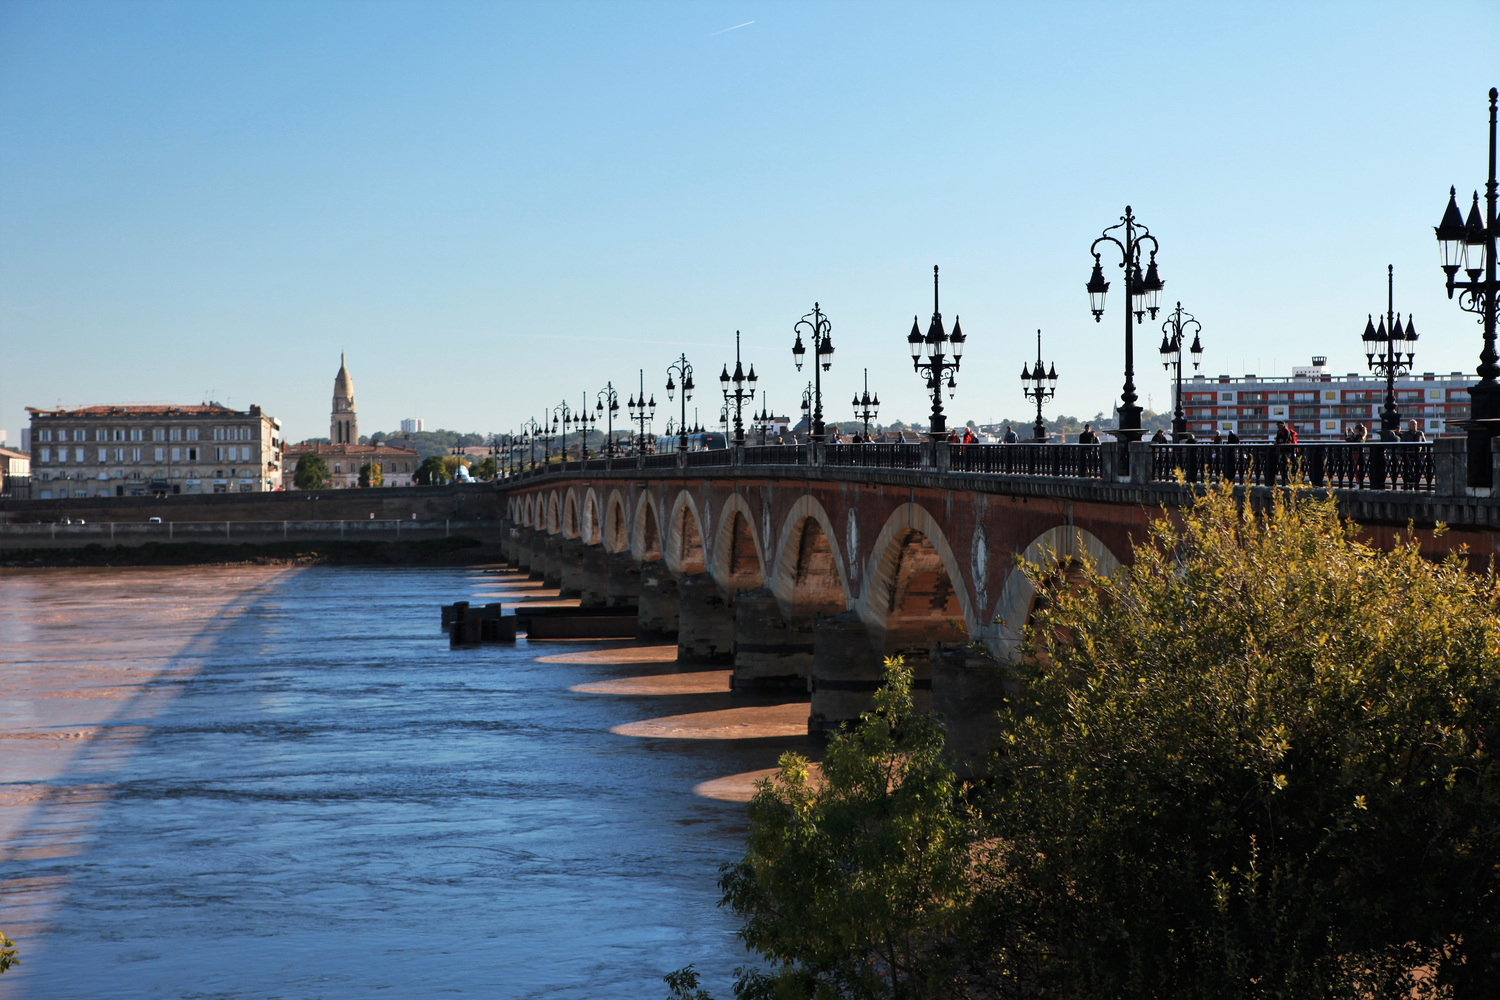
[741,444,808,466]
[1151,442,1435,492]
[824,443,928,469]
[640,452,679,470]
[948,443,1102,478]
[684,449,733,468]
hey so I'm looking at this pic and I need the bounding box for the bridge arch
[602,489,630,553]
[770,495,852,620]
[632,491,663,562]
[580,489,601,545]
[862,502,977,652]
[561,490,581,539]
[665,490,707,577]
[710,492,764,593]
[546,491,561,534]
[988,526,1123,660]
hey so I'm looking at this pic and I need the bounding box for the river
[0,565,810,998]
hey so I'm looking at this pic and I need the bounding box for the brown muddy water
[0,566,811,998]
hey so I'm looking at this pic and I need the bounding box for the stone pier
[636,560,680,637]
[808,611,931,733]
[929,644,1015,778]
[579,545,610,608]
[676,572,735,665]
[730,588,814,692]
[557,538,584,598]
[542,534,562,587]
[605,551,640,608]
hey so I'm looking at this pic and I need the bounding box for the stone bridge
[498,439,1500,740]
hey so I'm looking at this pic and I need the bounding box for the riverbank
[0,536,497,568]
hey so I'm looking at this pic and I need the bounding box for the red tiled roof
[27,404,245,417]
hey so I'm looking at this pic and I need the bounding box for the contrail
[709,20,755,36]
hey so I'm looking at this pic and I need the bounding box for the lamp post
[754,400,772,444]
[1087,206,1165,442]
[665,354,695,455]
[1434,87,1499,488]
[1361,266,1417,441]
[719,330,758,446]
[1020,330,1058,442]
[551,402,571,464]
[792,304,835,441]
[799,382,814,441]
[522,417,542,470]
[627,369,656,456]
[852,368,880,441]
[1158,303,1203,441]
[595,383,621,457]
[571,391,597,459]
[906,265,966,440]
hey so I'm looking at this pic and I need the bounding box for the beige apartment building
[26,403,283,498]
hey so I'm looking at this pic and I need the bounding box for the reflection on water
[0,566,809,998]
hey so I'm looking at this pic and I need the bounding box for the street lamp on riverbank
[1087,206,1164,442]
[852,368,879,441]
[1434,88,1499,487]
[627,369,656,456]
[720,331,757,446]
[906,265,965,440]
[1021,330,1057,442]
[596,383,621,457]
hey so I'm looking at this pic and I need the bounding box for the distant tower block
[331,353,358,444]
[401,418,424,434]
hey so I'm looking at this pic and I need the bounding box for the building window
[171,447,181,461]
[154,447,165,461]
[40,447,50,463]
[153,429,165,441]
[186,428,199,441]
[188,447,198,461]
[39,429,52,442]
[213,428,224,441]
[215,446,222,461]
[98,448,108,462]
[239,446,250,460]
[113,429,125,441]
[75,448,84,462]
[132,447,141,462]
[131,429,143,442]
[170,428,182,442]
[114,448,124,462]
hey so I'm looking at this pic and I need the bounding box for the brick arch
[709,492,764,594]
[665,490,707,577]
[987,526,1124,661]
[602,489,630,553]
[581,489,601,545]
[861,502,977,652]
[546,491,561,534]
[769,495,852,620]
[632,490,663,562]
[562,490,581,539]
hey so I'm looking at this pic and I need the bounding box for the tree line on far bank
[668,483,1500,1000]
[291,453,496,489]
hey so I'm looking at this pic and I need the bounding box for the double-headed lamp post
[595,384,620,457]
[852,368,880,440]
[551,402,572,463]
[792,304,835,441]
[906,265,966,439]
[572,392,597,459]
[1087,206,1165,442]
[522,417,542,469]
[799,382,814,440]
[1020,330,1058,442]
[626,369,656,456]
[665,354,695,455]
[719,331,758,446]
[1158,303,1203,441]
[1361,266,1417,440]
[1435,87,1499,488]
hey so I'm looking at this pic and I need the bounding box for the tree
[292,453,330,489]
[719,657,976,1000]
[413,455,450,485]
[981,482,1500,999]
[473,457,497,481]
[358,462,383,488]
[0,928,17,974]
[441,455,471,480]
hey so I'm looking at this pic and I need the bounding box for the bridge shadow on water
[0,565,797,999]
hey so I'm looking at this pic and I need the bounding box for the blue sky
[2,1,1497,444]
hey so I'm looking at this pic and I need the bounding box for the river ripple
[0,566,808,998]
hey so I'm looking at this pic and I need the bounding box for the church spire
[331,355,358,445]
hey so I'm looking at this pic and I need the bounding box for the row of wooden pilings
[501,522,1014,773]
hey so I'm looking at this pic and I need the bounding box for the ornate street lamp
[1020,330,1058,442]
[1158,303,1203,441]
[1434,87,1499,487]
[799,382,815,440]
[665,354,695,455]
[522,417,543,470]
[1087,206,1164,442]
[594,383,621,457]
[792,304,835,441]
[906,265,965,440]
[719,330,758,446]
[1360,266,1417,440]
[626,368,656,456]
[852,368,880,441]
[569,391,597,459]
[551,401,571,463]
